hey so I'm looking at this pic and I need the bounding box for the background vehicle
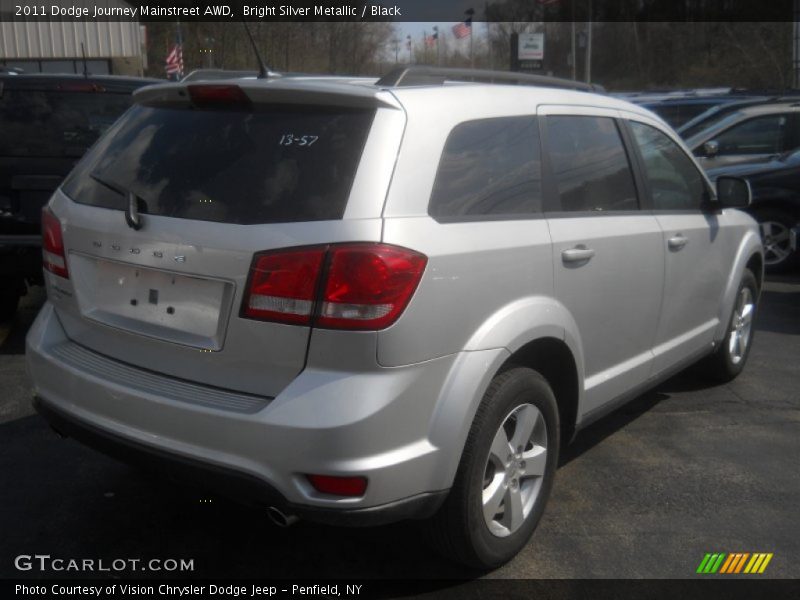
[637,95,754,129]
[0,73,158,321]
[677,97,776,139]
[686,101,800,170]
[26,67,763,569]
[709,151,800,271]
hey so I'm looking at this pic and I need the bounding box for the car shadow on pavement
[560,387,670,467]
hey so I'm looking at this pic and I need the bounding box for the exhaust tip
[267,506,299,528]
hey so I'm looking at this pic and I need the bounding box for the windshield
[62,103,376,225]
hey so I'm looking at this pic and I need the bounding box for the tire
[702,269,759,383]
[0,280,22,323]
[425,367,560,569]
[753,208,799,273]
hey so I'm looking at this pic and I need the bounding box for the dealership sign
[518,33,544,61]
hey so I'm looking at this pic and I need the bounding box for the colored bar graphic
[710,553,726,573]
[734,553,750,573]
[720,554,736,573]
[697,554,713,574]
[699,552,774,574]
[744,554,760,573]
[721,552,742,573]
[758,553,773,573]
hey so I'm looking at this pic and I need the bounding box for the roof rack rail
[376,66,601,93]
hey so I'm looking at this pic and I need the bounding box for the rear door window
[0,89,133,157]
[429,116,542,221]
[62,104,376,224]
[629,121,708,211]
[545,115,638,212]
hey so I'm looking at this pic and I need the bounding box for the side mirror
[715,176,752,209]
[702,140,720,158]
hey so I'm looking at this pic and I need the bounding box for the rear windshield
[0,89,133,157]
[62,104,376,224]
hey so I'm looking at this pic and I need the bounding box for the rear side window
[629,121,707,211]
[429,116,542,220]
[62,104,375,225]
[545,115,638,212]
[0,89,133,157]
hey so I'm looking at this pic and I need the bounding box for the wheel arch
[429,298,587,489]
[714,228,764,342]
[500,337,581,447]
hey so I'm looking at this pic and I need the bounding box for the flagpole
[466,7,475,68]
[176,18,183,79]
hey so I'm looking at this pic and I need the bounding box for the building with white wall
[0,1,145,75]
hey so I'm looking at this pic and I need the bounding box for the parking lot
[1,278,798,580]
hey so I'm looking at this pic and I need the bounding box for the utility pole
[571,0,576,80]
[585,0,592,83]
[794,0,800,88]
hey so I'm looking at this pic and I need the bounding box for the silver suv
[26,67,764,569]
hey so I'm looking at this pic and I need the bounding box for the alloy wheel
[728,286,755,365]
[482,403,548,538]
[760,220,792,266]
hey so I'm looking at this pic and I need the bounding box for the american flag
[165,42,184,79]
[452,19,472,40]
[425,32,438,47]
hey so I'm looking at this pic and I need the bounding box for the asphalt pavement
[0,278,798,580]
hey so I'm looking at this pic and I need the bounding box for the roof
[137,71,654,122]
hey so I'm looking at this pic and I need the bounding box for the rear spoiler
[134,81,402,110]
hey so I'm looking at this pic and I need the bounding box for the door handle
[561,245,596,263]
[668,234,689,250]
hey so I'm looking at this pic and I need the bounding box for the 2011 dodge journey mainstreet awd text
[26,67,763,568]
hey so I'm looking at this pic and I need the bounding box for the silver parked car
[26,67,764,568]
[687,101,800,170]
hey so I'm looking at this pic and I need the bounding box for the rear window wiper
[89,171,147,230]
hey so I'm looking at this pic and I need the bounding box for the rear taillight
[243,247,326,325]
[42,208,68,279]
[241,243,426,331]
[318,244,427,330]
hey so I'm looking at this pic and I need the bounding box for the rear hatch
[47,80,403,398]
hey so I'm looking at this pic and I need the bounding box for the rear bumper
[34,395,446,526]
[26,302,458,523]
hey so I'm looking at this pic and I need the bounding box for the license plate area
[70,253,234,350]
